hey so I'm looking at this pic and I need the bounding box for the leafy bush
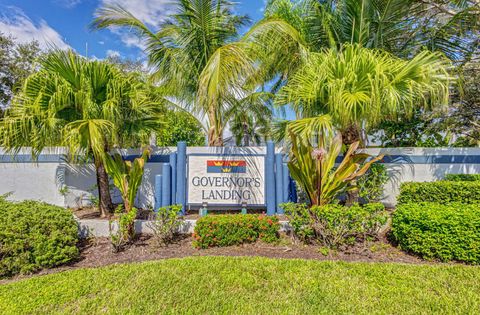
[148,205,184,247]
[444,174,480,181]
[280,203,315,242]
[392,202,480,263]
[398,181,480,204]
[0,198,79,278]
[358,163,389,202]
[282,203,388,248]
[109,207,137,253]
[193,214,279,249]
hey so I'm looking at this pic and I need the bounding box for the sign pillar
[154,174,162,211]
[169,153,177,205]
[266,141,276,216]
[282,162,290,203]
[275,153,284,214]
[176,141,187,214]
[161,163,171,208]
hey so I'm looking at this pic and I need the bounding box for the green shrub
[392,202,480,263]
[281,203,315,242]
[193,214,279,249]
[0,198,79,278]
[109,207,137,253]
[282,203,388,248]
[148,205,184,247]
[398,181,480,204]
[444,174,480,181]
[358,163,389,202]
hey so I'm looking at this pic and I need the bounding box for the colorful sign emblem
[206,160,247,173]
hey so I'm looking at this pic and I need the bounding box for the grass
[1,257,480,314]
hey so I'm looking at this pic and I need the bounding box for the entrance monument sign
[187,155,266,206]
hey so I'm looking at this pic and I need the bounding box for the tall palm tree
[92,0,266,146]
[244,0,462,144]
[258,0,479,63]
[244,0,477,102]
[276,44,451,144]
[0,50,162,217]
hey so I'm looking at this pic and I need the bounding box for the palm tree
[0,50,162,217]
[92,0,265,146]
[227,91,273,146]
[244,0,476,104]
[275,44,451,144]
[243,0,460,144]
[257,0,479,63]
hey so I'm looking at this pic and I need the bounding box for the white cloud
[0,7,70,50]
[99,0,175,48]
[106,49,120,58]
[108,28,147,50]
[54,0,82,8]
[100,0,174,27]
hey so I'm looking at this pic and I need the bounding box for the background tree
[156,110,206,147]
[226,91,273,146]
[0,33,41,109]
[0,50,162,217]
[370,108,451,147]
[103,55,207,147]
[92,0,271,146]
[371,62,480,147]
[442,62,480,146]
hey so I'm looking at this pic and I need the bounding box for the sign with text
[187,155,265,206]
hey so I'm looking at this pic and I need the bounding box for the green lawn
[1,257,479,314]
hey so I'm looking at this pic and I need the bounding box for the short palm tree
[276,44,451,144]
[92,0,265,146]
[244,1,467,141]
[0,50,162,217]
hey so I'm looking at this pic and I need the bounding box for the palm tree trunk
[94,157,114,218]
[208,126,224,146]
[243,122,250,147]
[341,124,362,146]
[207,106,224,147]
[342,124,362,206]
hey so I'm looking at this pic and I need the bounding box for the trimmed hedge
[444,174,480,181]
[398,181,480,204]
[392,202,480,263]
[193,214,279,249]
[0,198,79,278]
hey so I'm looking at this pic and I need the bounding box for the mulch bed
[2,233,434,284]
[72,235,424,267]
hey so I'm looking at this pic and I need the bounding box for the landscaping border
[76,217,291,238]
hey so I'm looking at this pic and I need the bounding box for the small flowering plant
[193,214,279,249]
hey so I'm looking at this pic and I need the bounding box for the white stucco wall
[0,162,64,205]
[0,146,478,208]
[0,147,176,209]
[363,147,480,206]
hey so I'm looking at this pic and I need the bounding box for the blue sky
[0,0,266,60]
